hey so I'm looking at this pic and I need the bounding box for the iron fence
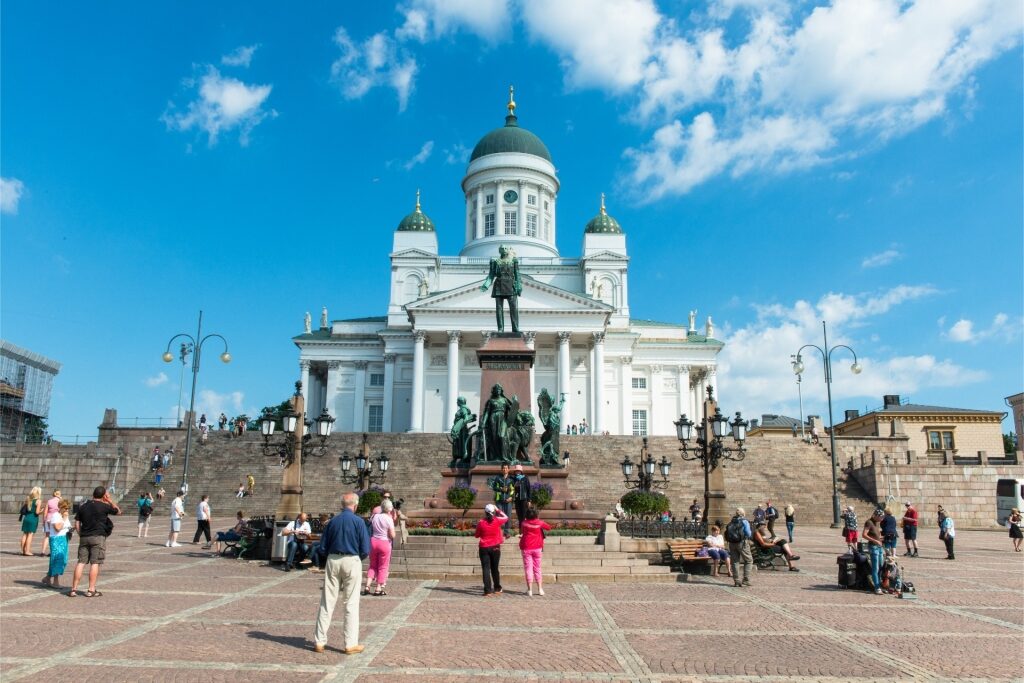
[618,519,706,539]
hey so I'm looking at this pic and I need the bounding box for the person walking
[42,489,61,557]
[840,505,859,552]
[19,487,43,556]
[784,503,796,543]
[902,501,919,557]
[363,499,395,595]
[881,505,899,557]
[69,486,120,597]
[137,492,153,538]
[43,499,72,588]
[939,508,956,560]
[725,508,753,588]
[765,501,779,538]
[313,492,370,655]
[520,507,552,596]
[166,490,186,547]
[512,464,531,532]
[475,503,508,597]
[1007,508,1023,552]
[246,474,255,497]
[863,509,886,595]
[193,494,212,546]
[489,464,514,538]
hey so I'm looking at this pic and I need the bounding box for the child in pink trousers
[519,507,552,596]
[364,499,395,596]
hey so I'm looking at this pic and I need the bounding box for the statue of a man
[320,306,328,329]
[480,245,522,334]
[705,315,714,338]
[448,397,476,467]
[480,383,513,462]
[304,312,312,334]
[688,310,697,332]
[538,388,566,466]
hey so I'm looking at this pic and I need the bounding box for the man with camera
[281,512,313,571]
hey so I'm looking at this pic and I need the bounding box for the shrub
[356,486,386,515]
[530,481,554,510]
[446,482,477,516]
[620,490,670,519]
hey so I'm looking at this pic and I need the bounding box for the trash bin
[272,521,289,563]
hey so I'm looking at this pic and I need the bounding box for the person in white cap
[901,501,919,557]
[475,503,509,596]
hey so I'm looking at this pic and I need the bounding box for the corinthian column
[382,354,396,432]
[446,331,461,427]
[409,330,426,432]
[557,332,572,425]
[592,332,605,434]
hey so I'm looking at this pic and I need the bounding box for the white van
[996,478,1024,525]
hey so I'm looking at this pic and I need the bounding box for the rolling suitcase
[836,553,857,588]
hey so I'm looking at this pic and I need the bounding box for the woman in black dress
[1008,508,1022,552]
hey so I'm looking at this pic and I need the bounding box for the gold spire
[507,84,516,116]
[600,192,607,215]
[415,188,421,212]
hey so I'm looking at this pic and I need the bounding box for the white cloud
[861,248,902,269]
[444,143,470,165]
[331,27,418,111]
[195,389,247,419]
[397,0,511,42]
[945,313,1023,344]
[162,66,275,146]
[145,372,169,388]
[222,45,258,68]
[0,177,25,214]
[718,285,977,420]
[404,140,434,170]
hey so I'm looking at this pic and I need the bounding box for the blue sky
[2,0,1022,440]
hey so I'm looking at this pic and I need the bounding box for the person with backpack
[841,506,859,552]
[725,508,753,588]
[939,508,956,560]
[137,492,153,538]
[765,501,779,538]
[512,464,532,532]
[69,486,120,597]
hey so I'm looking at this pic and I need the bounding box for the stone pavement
[1,516,1021,682]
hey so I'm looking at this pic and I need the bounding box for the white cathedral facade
[294,94,723,437]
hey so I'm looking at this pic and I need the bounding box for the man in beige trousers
[313,492,371,654]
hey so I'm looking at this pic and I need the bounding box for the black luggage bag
[837,553,857,588]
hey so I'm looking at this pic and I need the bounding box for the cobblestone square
[1,518,1021,682]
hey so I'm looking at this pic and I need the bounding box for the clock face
[503,190,518,204]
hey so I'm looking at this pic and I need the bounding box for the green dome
[585,194,623,234]
[470,114,552,163]
[396,191,435,232]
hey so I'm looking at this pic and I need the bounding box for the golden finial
[507,85,516,116]
[415,188,421,212]
[600,192,607,215]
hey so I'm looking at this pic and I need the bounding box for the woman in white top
[43,499,72,588]
[703,525,732,577]
[364,499,396,596]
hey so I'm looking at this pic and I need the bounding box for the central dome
[470,90,552,163]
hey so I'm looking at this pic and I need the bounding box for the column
[382,354,396,432]
[593,332,605,434]
[650,365,663,436]
[352,360,367,431]
[446,331,461,427]
[475,186,483,239]
[619,356,632,435]
[708,365,719,402]
[676,365,691,420]
[325,361,341,419]
[299,360,310,403]
[557,332,572,425]
[494,179,502,233]
[517,180,525,235]
[409,331,426,432]
[523,332,537,431]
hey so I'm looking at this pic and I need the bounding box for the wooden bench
[664,539,719,574]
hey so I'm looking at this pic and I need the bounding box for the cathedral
[294,92,722,436]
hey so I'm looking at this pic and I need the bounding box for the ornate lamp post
[161,311,231,493]
[620,438,672,491]
[791,320,863,527]
[674,386,748,526]
[339,434,390,489]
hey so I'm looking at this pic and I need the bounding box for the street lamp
[260,384,335,465]
[339,433,390,489]
[162,311,231,493]
[620,438,672,491]
[674,385,747,528]
[175,342,192,427]
[791,320,863,527]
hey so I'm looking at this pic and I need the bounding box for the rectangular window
[928,430,955,450]
[544,218,551,240]
[484,213,496,236]
[368,405,383,433]
[632,409,648,436]
[527,194,536,206]
[486,194,494,205]
[631,377,647,390]
[526,213,537,237]
[369,373,384,387]
[504,211,517,234]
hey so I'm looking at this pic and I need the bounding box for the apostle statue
[447,397,476,468]
[320,306,328,329]
[480,245,522,334]
[537,388,566,466]
[304,312,312,334]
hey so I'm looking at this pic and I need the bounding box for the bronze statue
[537,388,566,466]
[480,245,522,333]
[480,383,513,462]
[447,397,476,468]
[506,397,535,464]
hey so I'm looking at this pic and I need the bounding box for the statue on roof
[705,315,714,338]
[320,306,328,330]
[689,310,697,332]
[304,312,312,334]
[480,244,522,334]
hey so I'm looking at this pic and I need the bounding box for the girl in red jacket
[475,504,509,596]
[519,507,552,596]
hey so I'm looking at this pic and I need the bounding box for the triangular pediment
[407,276,613,316]
[582,250,630,261]
[390,248,439,259]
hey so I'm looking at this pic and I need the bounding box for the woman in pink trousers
[363,499,395,596]
[519,507,552,596]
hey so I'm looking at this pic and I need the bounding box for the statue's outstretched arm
[480,259,497,291]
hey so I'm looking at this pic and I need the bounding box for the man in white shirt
[166,491,186,547]
[281,512,312,571]
[193,494,212,546]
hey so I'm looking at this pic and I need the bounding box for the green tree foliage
[620,490,670,519]
[446,482,477,516]
[1005,432,1018,454]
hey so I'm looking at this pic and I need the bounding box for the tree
[23,416,47,444]
[1005,433,1018,454]
[247,398,294,431]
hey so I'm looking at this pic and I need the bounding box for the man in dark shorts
[70,486,120,597]
[902,501,919,557]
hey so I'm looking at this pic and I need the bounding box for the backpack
[140,503,153,519]
[725,517,746,543]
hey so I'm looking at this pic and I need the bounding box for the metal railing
[115,417,181,428]
[619,519,706,539]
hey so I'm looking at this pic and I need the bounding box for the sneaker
[734,582,743,588]
[902,551,913,556]
[170,542,182,548]
[912,550,919,557]
[537,587,545,596]
[789,567,800,572]
[313,643,325,653]
[343,645,365,655]
[527,589,533,597]
[742,580,751,587]
[165,541,171,547]
[874,588,883,594]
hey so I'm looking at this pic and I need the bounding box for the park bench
[664,539,717,574]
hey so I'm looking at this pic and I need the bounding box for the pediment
[582,250,630,262]
[407,276,613,316]
[390,248,439,260]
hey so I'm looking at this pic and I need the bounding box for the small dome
[585,193,623,234]
[470,87,552,163]
[396,190,435,232]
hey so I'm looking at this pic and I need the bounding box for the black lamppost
[674,386,748,524]
[260,381,335,465]
[162,311,231,493]
[791,320,862,527]
[339,434,390,489]
[620,438,672,491]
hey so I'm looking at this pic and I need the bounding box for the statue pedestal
[477,333,534,418]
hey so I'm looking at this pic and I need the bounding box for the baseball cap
[873,508,885,516]
[514,464,523,472]
[484,503,497,514]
